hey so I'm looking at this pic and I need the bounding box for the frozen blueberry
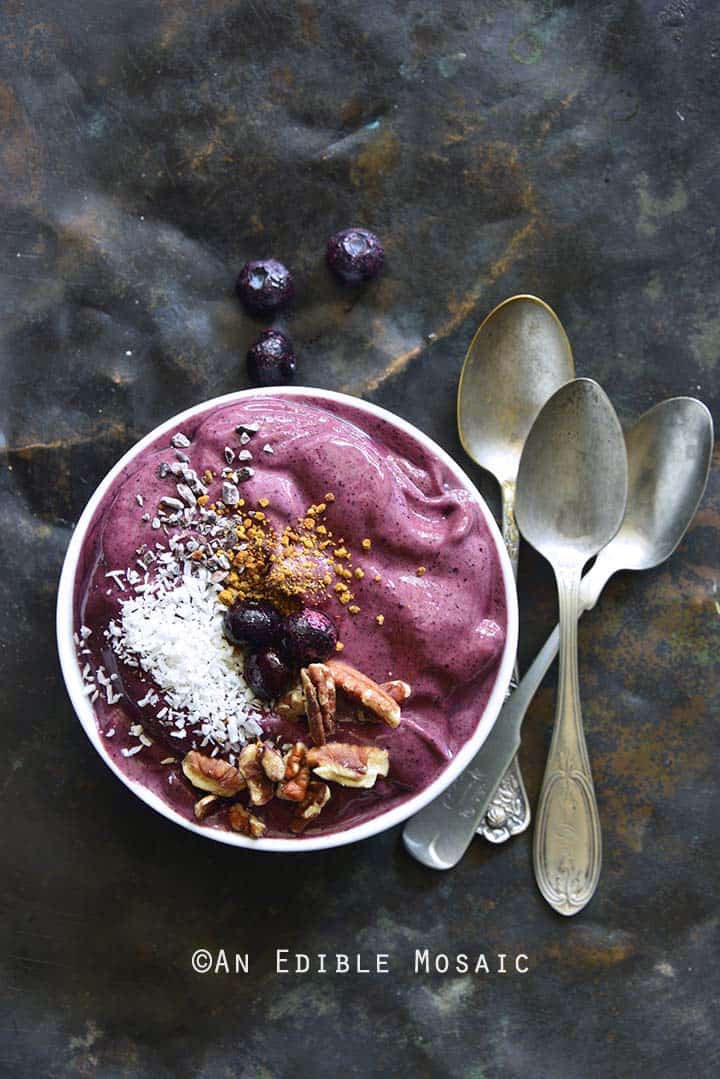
[246,330,297,387]
[244,648,294,701]
[281,608,338,665]
[326,228,384,284]
[224,598,282,648]
[236,258,294,314]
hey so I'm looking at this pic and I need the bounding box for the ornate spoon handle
[533,568,601,916]
[478,482,531,842]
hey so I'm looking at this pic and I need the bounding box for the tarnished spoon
[516,378,628,915]
[402,396,712,873]
[457,295,574,842]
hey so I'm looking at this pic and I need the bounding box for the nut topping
[283,741,307,778]
[182,751,246,796]
[381,680,412,704]
[301,663,336,745]
[193,794,220,820]
[238,743,275,805]
[260,743,286,783]
[290,780,331,833]
[276,684,306,721]
[306,742,390,789]
[277,741,310,802]
[229,803,267,838]
[327,660,402,728]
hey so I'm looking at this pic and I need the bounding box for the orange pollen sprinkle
[210,492,371,617]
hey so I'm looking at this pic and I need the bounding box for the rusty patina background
[1,2,718,1076]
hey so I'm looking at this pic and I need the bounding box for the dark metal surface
[1,1,718,1076]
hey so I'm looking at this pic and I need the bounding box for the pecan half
[290,781,331,834]
[327,660,401,728]
[228,803,266,838]
[238,743,274,806]
[301,663,336,745]
[306,742,390,789]
[308,663,337,734]
[277,742,311,802]
[182,751,246,796]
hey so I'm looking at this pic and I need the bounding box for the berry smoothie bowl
[57,389,518,852]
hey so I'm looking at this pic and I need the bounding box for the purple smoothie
[73,394,507,839]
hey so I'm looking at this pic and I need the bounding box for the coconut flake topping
[109,563,262,755]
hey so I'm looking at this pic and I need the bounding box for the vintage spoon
[403,396,712,872]
[516,378,627,915]
[457,294,574,842]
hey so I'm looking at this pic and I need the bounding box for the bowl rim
[56,386,518,853]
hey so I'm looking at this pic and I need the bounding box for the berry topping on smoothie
[244,648,294,702]
[281,608,338,665]
[224,598,283,648]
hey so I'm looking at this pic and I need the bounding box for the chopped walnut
[327,660,402,728]
[193,794,220,821]
[277,741,310,802]
[182,751,246,796]
[290,781,331,833]
[301,663,336,745]
[283,741,307,777]
[260,743,286,783]
[306,742,389,789]
[228,803,266,838]
[238,743,274,806]
[276,684,306,721]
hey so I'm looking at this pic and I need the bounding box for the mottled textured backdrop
[1,1,718,1077]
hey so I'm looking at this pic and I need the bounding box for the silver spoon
[403,396,713,872]
[457,294,574,842]
[516,378,627,915]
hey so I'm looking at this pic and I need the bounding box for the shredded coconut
[110,562,262,753]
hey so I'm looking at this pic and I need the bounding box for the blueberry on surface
[224,598,282,648]
[281,608,338,665]
[246,330,296,387]
[236,258,294,314]
[326,228,384,284]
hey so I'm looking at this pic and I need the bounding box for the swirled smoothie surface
[74,394,507,838]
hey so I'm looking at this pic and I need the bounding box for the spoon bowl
[458,295,574,485]
[516,379,628,567]
[597,396,714,572]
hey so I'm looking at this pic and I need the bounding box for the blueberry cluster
[224,599,338,701]
[236,229,384,387]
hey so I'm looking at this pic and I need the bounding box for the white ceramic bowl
[57,387,518,852]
